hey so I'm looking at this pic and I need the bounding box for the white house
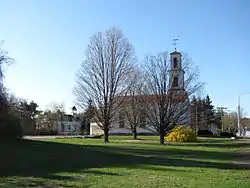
[55,121,82,135]
[50,114,82,135]
[90,122,157,135]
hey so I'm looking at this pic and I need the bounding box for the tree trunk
[133,127,137,139]
[104,128,109,143]
[160,132,165,145]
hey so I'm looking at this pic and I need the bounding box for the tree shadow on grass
[0,139,248,183]
[93,145,238,161]
[170,141,250,149]
[197,142,249,148]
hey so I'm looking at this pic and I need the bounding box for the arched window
[173,57,178,68]
[172,76,178,87]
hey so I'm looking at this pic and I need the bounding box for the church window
[173,76,178,87]
[173,57,178,68]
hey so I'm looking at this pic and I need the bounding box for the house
[90,49,190,136]
[53,114,82,135]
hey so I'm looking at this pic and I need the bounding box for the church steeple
[169,50,185,90]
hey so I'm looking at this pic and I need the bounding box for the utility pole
[237,96,241,136]
[237,93,250,136]
[217,107,227,132]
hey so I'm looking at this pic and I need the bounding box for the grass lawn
[0,136,250,188]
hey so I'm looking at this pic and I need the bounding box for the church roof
[170,51,182,55]
[117,92,188,105]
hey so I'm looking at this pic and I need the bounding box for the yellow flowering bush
[165,125,197,142]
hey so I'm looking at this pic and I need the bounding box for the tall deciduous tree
[223,111,238,133]
[142,52,203,144]
[0,42,14,130]
[74,28,136,142]
[19,101,40,135]
[50,102,65,132]
[42,110,58,132]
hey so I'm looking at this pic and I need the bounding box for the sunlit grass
[0,136,249,188]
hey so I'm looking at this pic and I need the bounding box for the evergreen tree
[189,96,197,129]
[203,95,215,126]
[189,95,216,131]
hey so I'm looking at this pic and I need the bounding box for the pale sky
[1,0,250,115]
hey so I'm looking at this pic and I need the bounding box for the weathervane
[172,37,180,51]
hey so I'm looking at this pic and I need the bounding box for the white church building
[90,49,190,136]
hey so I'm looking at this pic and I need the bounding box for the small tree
[223,111,238,134]
[74,28,136,142]
[42,110,58,133]
[81,99,96,135]
[239,108,249,130]
[223,108,249,134]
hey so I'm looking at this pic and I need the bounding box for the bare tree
[238,108,249,130]
[50,102,65,114]
[223,111,238,133]
[41,110,58,132]
[142,51,203,144]
[0,42,14,128]
[122,69,145,139]
[51,102,65,132]
[74,28,136,142]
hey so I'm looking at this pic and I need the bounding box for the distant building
[53,114,82,135]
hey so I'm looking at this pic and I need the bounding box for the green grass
[0,136,250,188]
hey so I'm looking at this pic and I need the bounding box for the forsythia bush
[165,125,197,142]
